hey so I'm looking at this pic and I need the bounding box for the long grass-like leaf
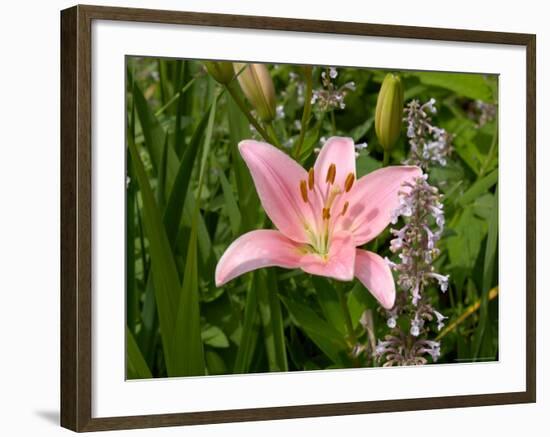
[163,104,211,244]
[256,270,288,372]
[126,327,153,379]
[458,169,498,206]
[217,166,242,236]
[233,277,260,373]
[170,92,218,376]
[127,128,180,374]
[472,186,499,359]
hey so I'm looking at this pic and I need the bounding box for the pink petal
[215,230,304,286]
[239,140,316,243]
[300,232,356,281]
[313,137,356,193]
[338,166,422,245]
[354,249,396,309]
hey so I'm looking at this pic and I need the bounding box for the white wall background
[0,0,546,435]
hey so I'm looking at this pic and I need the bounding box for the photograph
[125,57,499,379]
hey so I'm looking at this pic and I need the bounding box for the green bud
[234,63,276,122]
[204,61,234,84]
[375,73,405,151]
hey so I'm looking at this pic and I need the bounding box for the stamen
[344,173,355,192]
[299,180,309,203]
[325,163,336,185]
[322,207,331,220]
[341,201,349,216]
[308,168,315,190]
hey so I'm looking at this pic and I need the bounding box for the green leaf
[347,282,378,328]
[412,72,493,101]
[126,150,138,332]
[447,206,487,272]
[226,92,255,206]
[311,277,346,334]
[168,92,219,376]
[201,324,230,348]
[171,214,205,376]
[163,104,211,244]
[473,185,499,359]
[205,350,228,375]
[128,68,167,175]
[217,166,242,237]
[234,278,261,373]
[127,127,181,374]
[256,270,288,372]
[298,123,321,163]
[281,296,348,366]
[458,169,498,206]
[126,327,152,379]
[356,154,382,178]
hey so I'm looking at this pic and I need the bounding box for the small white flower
[433,309,448,331]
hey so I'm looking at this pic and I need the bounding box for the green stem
[330,110,336,135]
[225,83,273,144]
[266,123,282,148]
[383,150,390,166]
[294,66,313,159]
[334,281,357,346]
[154,77,196,117]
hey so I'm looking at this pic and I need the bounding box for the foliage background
[125,57,499,379]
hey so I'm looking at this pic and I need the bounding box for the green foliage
[126,57,499,378]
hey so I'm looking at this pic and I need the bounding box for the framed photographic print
[60,4,536,432]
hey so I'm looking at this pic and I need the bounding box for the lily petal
[314,137,356,193]
[300,232,356,281]
[215,230,303,286]
[339,166,422,245]
[355,249,396,309]
[239,140,315,243]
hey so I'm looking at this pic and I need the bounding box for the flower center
[298,163,354,256]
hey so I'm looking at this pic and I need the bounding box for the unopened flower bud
[234,63,276,122]
[204,61,234,84]
[375,73,404,151]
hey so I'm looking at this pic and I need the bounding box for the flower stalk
[294,66,313,159]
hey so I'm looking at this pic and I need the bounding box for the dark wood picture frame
[60,4,536,432]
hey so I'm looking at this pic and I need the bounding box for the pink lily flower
[215,137,421,309]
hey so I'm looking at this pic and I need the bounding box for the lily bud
[375,73,404,151]
[234,63,276,122]
[204,61,234,84]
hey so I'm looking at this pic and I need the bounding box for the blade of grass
[126,327,153,379]
[234,276,261,373]
[126,152,138,332]
[472,186,499,359]
[293,66,313,159]
[156,135,168,209]
[131,67,214,273]
[163,104,212,245]
[216,164,242,236]
[170,92,218,376]
[256,270,288,372]
[171,218,205,376]
[127,126,180,374]
[437,287,499,341]
[226,94,259,231]
[458,169,498,206]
